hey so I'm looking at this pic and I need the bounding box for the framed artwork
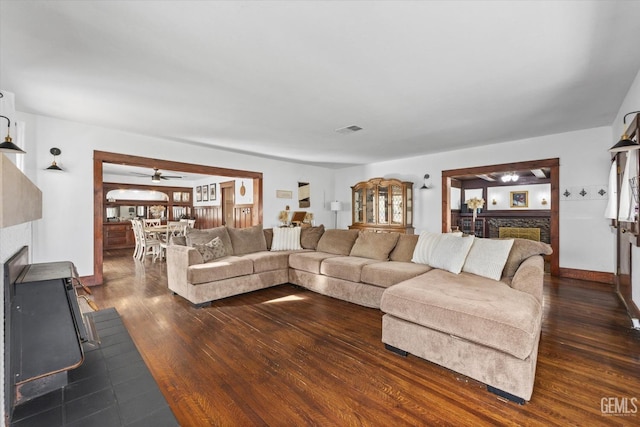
[173,192,181,203]
[202,184,209,202]
[182,192,190,202]
[298,182,310,208]
[210,183,217,201]
[510,191,528,208]
[276,190,293,199]
[196,186,202,202]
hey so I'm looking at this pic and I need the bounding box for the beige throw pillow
[389,234,419,262]
[316,229,360,255]
[350,231,399,261]
[300,225,325,249]
[463,238,514,281]
[227,224,267,255]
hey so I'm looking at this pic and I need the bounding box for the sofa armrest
[167,245,203,297]
[510,255,544,304]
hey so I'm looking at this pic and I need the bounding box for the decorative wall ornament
[561,185,608,201]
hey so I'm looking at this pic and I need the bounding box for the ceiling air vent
[335,125,363,135]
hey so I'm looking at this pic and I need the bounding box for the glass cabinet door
[366,188,375,224]
[354,188,364,223]
[378,186,389,224]
[391,185,403,224]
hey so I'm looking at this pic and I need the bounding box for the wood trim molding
[558,268,615,285]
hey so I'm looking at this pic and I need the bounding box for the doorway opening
[442,158,559,276]
[93,150,263,286]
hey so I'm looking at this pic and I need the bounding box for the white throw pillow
[270,227,303,251]
[411,231,463,265]
[463,238,514,281]
[428,234,475,274]
[411,231,442,265]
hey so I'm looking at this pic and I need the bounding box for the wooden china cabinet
[349,177,414,234]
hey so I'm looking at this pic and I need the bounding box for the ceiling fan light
[151,174,161,182]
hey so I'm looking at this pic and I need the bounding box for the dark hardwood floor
[94,249,640,426]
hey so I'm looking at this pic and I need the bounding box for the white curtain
[605,159,617,219]
[618,150,639,222]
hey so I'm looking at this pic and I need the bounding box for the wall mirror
[105,189,169,202]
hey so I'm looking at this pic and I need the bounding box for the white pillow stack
[270,227,303,251]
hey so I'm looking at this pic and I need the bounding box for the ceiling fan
[130,168,183,182]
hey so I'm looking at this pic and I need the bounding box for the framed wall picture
[202,184,209,202]
[276,190,293,199]
[510,191,528,208]
[210,183,217,201]
[196,186,202,202]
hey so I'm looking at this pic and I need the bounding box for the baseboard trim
[558,268,615,285]
[79,275,97,287]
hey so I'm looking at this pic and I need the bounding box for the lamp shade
[610,135,640,152]
[330,201,342,212]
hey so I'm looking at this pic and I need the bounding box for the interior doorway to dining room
[93,150,263,286]
[221,181,236,227]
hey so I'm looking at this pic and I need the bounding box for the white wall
[21,113,336,277]
[334,126,615,274]
[613,66,640,310]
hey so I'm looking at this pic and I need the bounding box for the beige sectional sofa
[167,224,552,403]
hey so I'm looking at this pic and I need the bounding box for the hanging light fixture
[46,147,63,170]
[0,115,25,153]
[501,172,519,182]
[610,111,640,152]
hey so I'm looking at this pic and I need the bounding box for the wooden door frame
[442,158,560,276]
[93,150,263,286]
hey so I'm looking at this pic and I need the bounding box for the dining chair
[156,221,186,261]
[180,218,196,228]
[144,218,161,227]
[130,219,142,259]
[134,219,162,261]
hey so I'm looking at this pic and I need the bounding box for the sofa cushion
[349,231,399,261]
[361,261,432,288]
[271,227,303,251]
[389,234,419,262]
[320,256,380,283]
[241,251,292,273]
[463,238,514,281]
[187,256,254,285]
[316,229,360,255]
[289,251,341,274]
[300,225,325,249]
[503,238,553,278]
[380,269,542,360]
[186,226,233,255]
[227,224,267,256]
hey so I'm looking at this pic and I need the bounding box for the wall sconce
[46,147,63,171]
[610,111,640,152]
[0,115,25,153]
[330,201,342,229]
[420,174,431,190]
[492,198,497,205]
[541,198,548,205]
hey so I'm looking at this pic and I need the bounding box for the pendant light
[0,115,25,153]
[610,111,640,152]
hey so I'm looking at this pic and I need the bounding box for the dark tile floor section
[10,308,179,426]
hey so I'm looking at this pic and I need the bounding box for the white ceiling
[2,1,640,168]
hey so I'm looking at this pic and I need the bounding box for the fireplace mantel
[0,154,42,228]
